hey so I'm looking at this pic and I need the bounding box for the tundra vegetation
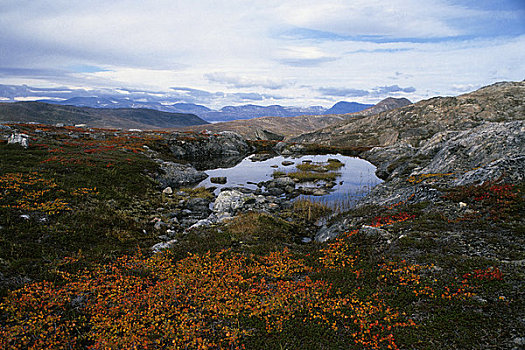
[0,122,523,349]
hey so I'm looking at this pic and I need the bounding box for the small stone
[20,214,30,220]
[281,161,294,166]
[268,203,279,210]
[187,219,213,231]
[325,181,337,188]
[163,187,173,195]
[459,202,467,208]
[250,153,274,162]
[210,177,227,184]
[268,187,285,196]
[313,189,329,196]
[168,217,179,225]
[151,239,178,253]
[513,337,525,346]
[301,237,312,243]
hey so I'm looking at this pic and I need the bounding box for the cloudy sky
[1,0,524,108]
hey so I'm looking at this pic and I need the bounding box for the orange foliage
[1,246,418,349]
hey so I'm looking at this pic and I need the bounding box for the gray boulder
[359,225,393,247]
[453,156,525,186]
[315,217,354,243]
[7,133,29,148]
[155,161,208,188]
[213,189,255,216]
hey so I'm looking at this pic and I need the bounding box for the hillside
[324,101,373,114]
[183,97,411,140]
[0,101,209,129]
[0,81,523,349]
[292,81,524,147]
[0,84,379,122]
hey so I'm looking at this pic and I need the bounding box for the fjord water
[196,154,382,208]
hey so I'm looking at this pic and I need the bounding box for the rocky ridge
[182,97,411,141]
[293,81,524,147]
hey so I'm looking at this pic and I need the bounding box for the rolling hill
[0,101,209,129]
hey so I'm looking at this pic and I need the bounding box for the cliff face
[292,81,524,148]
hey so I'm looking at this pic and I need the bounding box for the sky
[0,0,524,108]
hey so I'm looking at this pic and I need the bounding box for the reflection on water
[195,154,382,209]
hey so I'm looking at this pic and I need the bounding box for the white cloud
[204,72,289,90]
[276,0,477,38]
[0,1,523,107]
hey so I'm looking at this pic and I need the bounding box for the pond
[195,154,383,209]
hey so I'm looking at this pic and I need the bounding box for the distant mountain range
[184,97,412,140]
[0,102,208,130]
[38,97,373,122]
[0,84,382,122]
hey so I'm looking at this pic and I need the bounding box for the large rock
[213,189,255,216]
[167,131,251,160]
[365,142,416,179]
[7,133,29,148]
[413,121,525,178]
[358,120,525,206]
[155,161,208,188]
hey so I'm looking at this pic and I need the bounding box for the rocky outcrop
[358,97,412,116]
[293,81,524,148]
[254,128,284,141]
[358,121,525,207]
[167,131,251,161]
[412,121,524,181]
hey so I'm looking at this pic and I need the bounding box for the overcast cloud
[0,0,523,107]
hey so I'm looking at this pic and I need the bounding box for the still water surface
[196,154,382,208]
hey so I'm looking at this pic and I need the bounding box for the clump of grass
[288,171,339,182]
[326,158,344,170]
[296,159,344,173]
[275,159,343,183]
[293,199,332,223]
[272,170,286,178]
[296,163,328,172]
[178,187,214,200]
[225,212,298,250]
